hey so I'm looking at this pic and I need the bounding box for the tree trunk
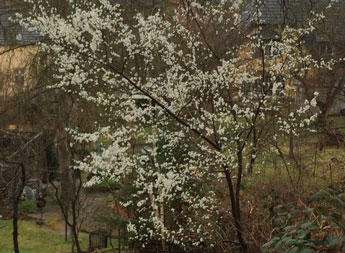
[224,168,247,252]
[65,220,68,242]
[160,203,167,252]
[56,126,76,248]
[40,136,49,183]
[12,164,26,253]
[57,127,73,207]
[289,130,294,159]
[13,203,19,253]
[71,200,82,253]
[71,223,82,253]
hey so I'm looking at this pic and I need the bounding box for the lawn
[0,219,88,253]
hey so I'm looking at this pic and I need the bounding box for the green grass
[243,131,345,194]
[0,220,88,253]
[329,115,345,136]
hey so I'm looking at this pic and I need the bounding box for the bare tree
[0,129,42,253]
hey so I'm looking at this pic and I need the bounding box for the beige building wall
[0,45,38,97]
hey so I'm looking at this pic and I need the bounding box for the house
[0,7,40,104]
[0,5,46,214]
[244,0,345,115]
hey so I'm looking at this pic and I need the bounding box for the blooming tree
[19,0,339,251]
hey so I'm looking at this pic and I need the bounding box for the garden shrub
[19,200,36,215]
[263,184,345,252]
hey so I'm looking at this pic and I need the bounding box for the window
[14,68,25,86]
[264,75,285,96]
[242,75,285,96]
[319,41,333,56]
[4,27,22,45]
[16,33,22,41]
[132,94,149,108]
[252,40,281,58]
[242,82,259,96]
[242,83,252,95]
[264,44,280,57]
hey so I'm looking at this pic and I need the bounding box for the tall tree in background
[0,2,99,252]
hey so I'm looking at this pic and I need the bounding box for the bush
[263,185,345,252]
[19,200,36,215]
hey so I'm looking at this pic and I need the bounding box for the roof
[0,8,40,46]
[246,0,345,26]
[244,0,345,42]
[257,0,307,25]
